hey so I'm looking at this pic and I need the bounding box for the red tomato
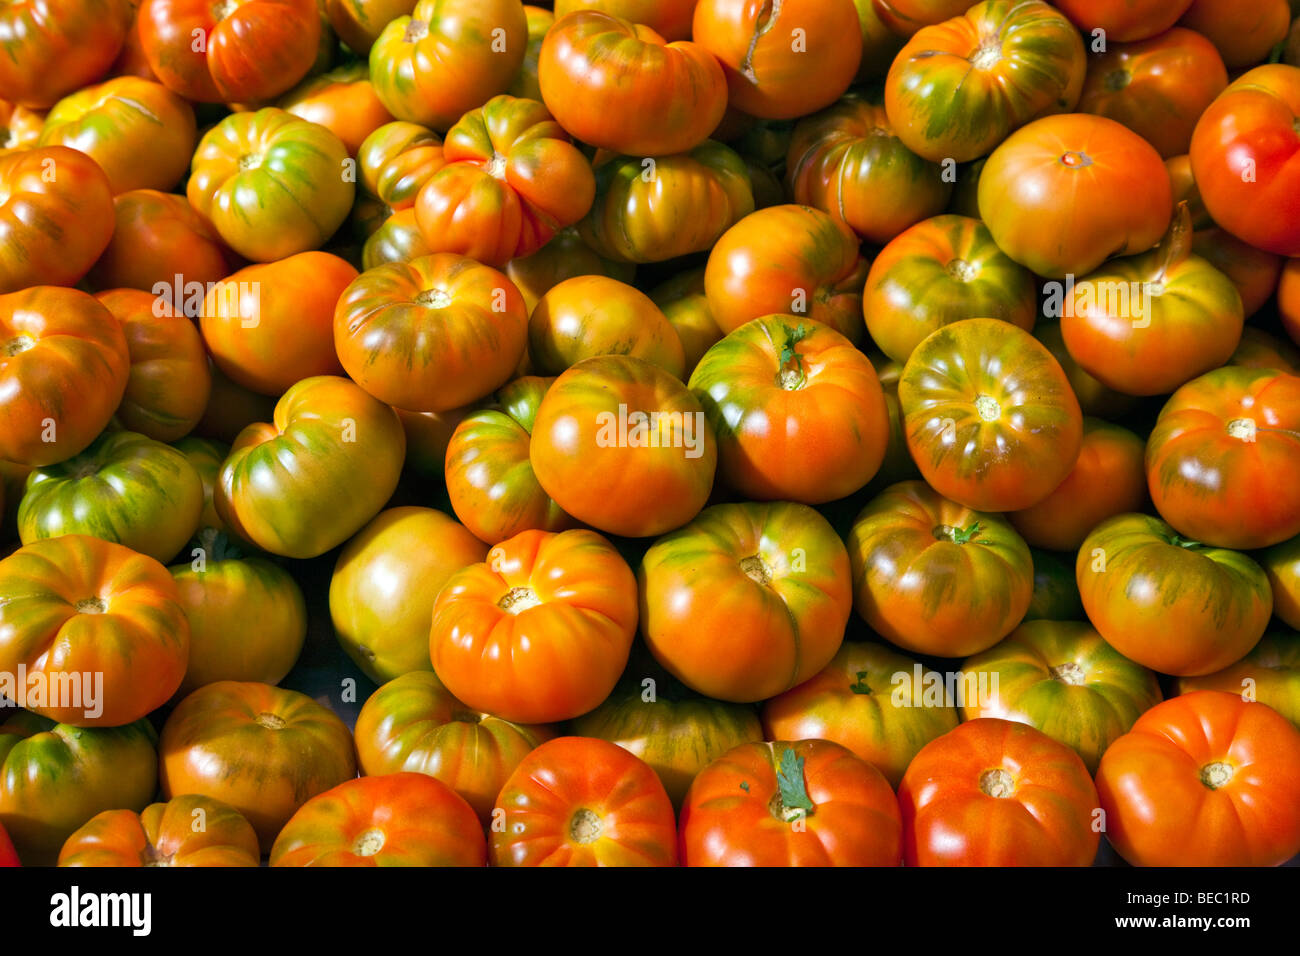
[1053,0,1194,43]
[1097,691,1300,866]
[1178,0,1290,70]
[0,819,19,866]
[0,0,132,108]
[899,718,1101,866]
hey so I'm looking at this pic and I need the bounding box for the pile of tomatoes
[1,0,1300,870]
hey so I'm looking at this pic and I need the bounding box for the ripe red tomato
[899,718,1101,866]
[1097,691,1300,866]
[271,773,486,867]
[58,795,260,867]
[491,736,678,866]
[680,739,902,867]
[0,0,132,108]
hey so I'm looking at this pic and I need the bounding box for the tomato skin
[188,108,355,264]
[1077,28,1227,160]
[369,0,526,131]
[1192,228,1282,323]
[139,0,321,103]
[979,114,1172,278]
[0,713,158,866]
[396,404,470,478]
[1179,0,1290,70]
[641,502,851,703]
[19,430,204,564]
[1177,633,1300,728]
[650,268,722,378]
[335,253,528,414]
[216,376,406,560]
[531,355,717,538]
[555,0,696,41]
[508,4,553,99]
[0,535,190,726]
[689,318,889,504]
[901,718,1100,866]
[200,252,354,397]
[705,204,869,345]
[271,773,486,867]
[491,736,678,867]
[0,819,18,866]
[505,226,634,315]
[681,739,901,867]
[173,437,228,534]
[327,0,417,55]
[279,63,393,156]
[1263,535,1300,630]
[160,681,357,852]
[693,0,862,120]
[58,795,260,867]
[847,480,1033,658]
[358,120,446,211]
[1053,0,1193,43]
[331,507,487,683]
[762,641,958,788]
[96,288,211,443]
[0,146,115,295]
[445,377,575,545]
[1281,256,1300,346]
[1077,514,1271,676]
[0,286,129,467]
[871,0,969,36]
[1097,691,1300,866]
[862,214,1036,364]
[1033,318,1137,420]
[431,529,638,724]
[900,318,1083,512]
[0,0,131,109]
[0,101,45,153]
[1009,419,1147,553]
[1146,367,1300,550]
[1190,65,1300,256]
[1232,326,1300,376]
[355,672,553,822]
[539,10,726,155]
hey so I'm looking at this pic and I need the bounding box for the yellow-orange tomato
[57,795,261,867]
[279,62,394,155]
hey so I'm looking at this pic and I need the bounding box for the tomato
[89,189,237,297]
[1177,633,1300,728]
[358,120,446,211]
[491,736,678,866]
[1025,548,1084,622]
[335,253,528,413]
[1190,65,1300,256]
[1009,419,1146,553]
[1077,514,1271,676]
[0,0,131,108]
[1232,327,1300,376]
[270,773,485,867]
[1282,257,1300,346]
[579,141,754,263]
[979,114,1172,278]
[529,276,685,379]
[160,681,357,852]
[960,620,1162,775]
[279,63,393,156]
[1179,0,1290,70]
[0,146,115,294]
[1263,535,1300,630]
[395,405,470,478]
[650,268,722,378]
[0,819,17,866]
[172,437,227,534]
[327,0,416,55]
[369,0,526,131]
[641,501,851,702]
[1146,367,1300,550]
[693,0,862,120]
[0,287,128,467]
[138,0,320,103]
[362,209,433,269]
[899,318,1083,512]
[900,718,1099,866]
[188,108,355,264]
[505,226,635,315]
[1033,318,1136,420]
[414,95,595,267]
[884,1,1084,165]
[1193,228,1283,322]
[530,356,717,537]
[539,10,725,155]
[866,354,923,489]
[0,535,189,725]
[355,672,553,821]
[847,480,1032,657]
[430,529,637,723]
[705,204,869,345]
[1097,691,1300,866]
[0,713,157,865]
[762,640,958,788]
[444,378,574,545]
[1052,0,1193,43]
[331,506,487,683]
[19,430,203,563]
[169,529,306,697]
[58,795,260,867]
[200,252,354,397]
[95,288,210,443]
[862,214,1035,364]
[508,4,553,99]
[555,0,696,41]
[1077,28,1227,161]
[216,376,406,559]
[0,100,44,152]
[871,0,968,36]
[688,318,888,503]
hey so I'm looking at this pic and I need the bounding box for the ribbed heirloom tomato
[279,63,394,156]
[0,0,132,108]
[491,736,678,867]
[554,0,697,41]
[58,795,260,867]
[1177,633,1300,728]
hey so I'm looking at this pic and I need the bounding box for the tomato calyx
[1200,761,1235,790]
[979,768,1016,798]
[499,586,542,614]
[404,20,430,43]
[935,521,983,545]
[1226,417,1258,443]
[974,393,1001,421]
[255,712,288,730]
[352,828,387,857]
[776,324,811,390]
[970,41,1003,72]
[74,597,107,615]
[946,258,977,283]
[415,287,453,309]
[1049,661,1086,685]
[238,152,263,171]
[141,841,174,867]
[484,153,508,180]
[770,747,815,823]
[1058,150,1094,169]
[568,808,603,845]
[849,670,873,695]
[2,334,34,356]
[211,0,235,21]
[739,554,774,587]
